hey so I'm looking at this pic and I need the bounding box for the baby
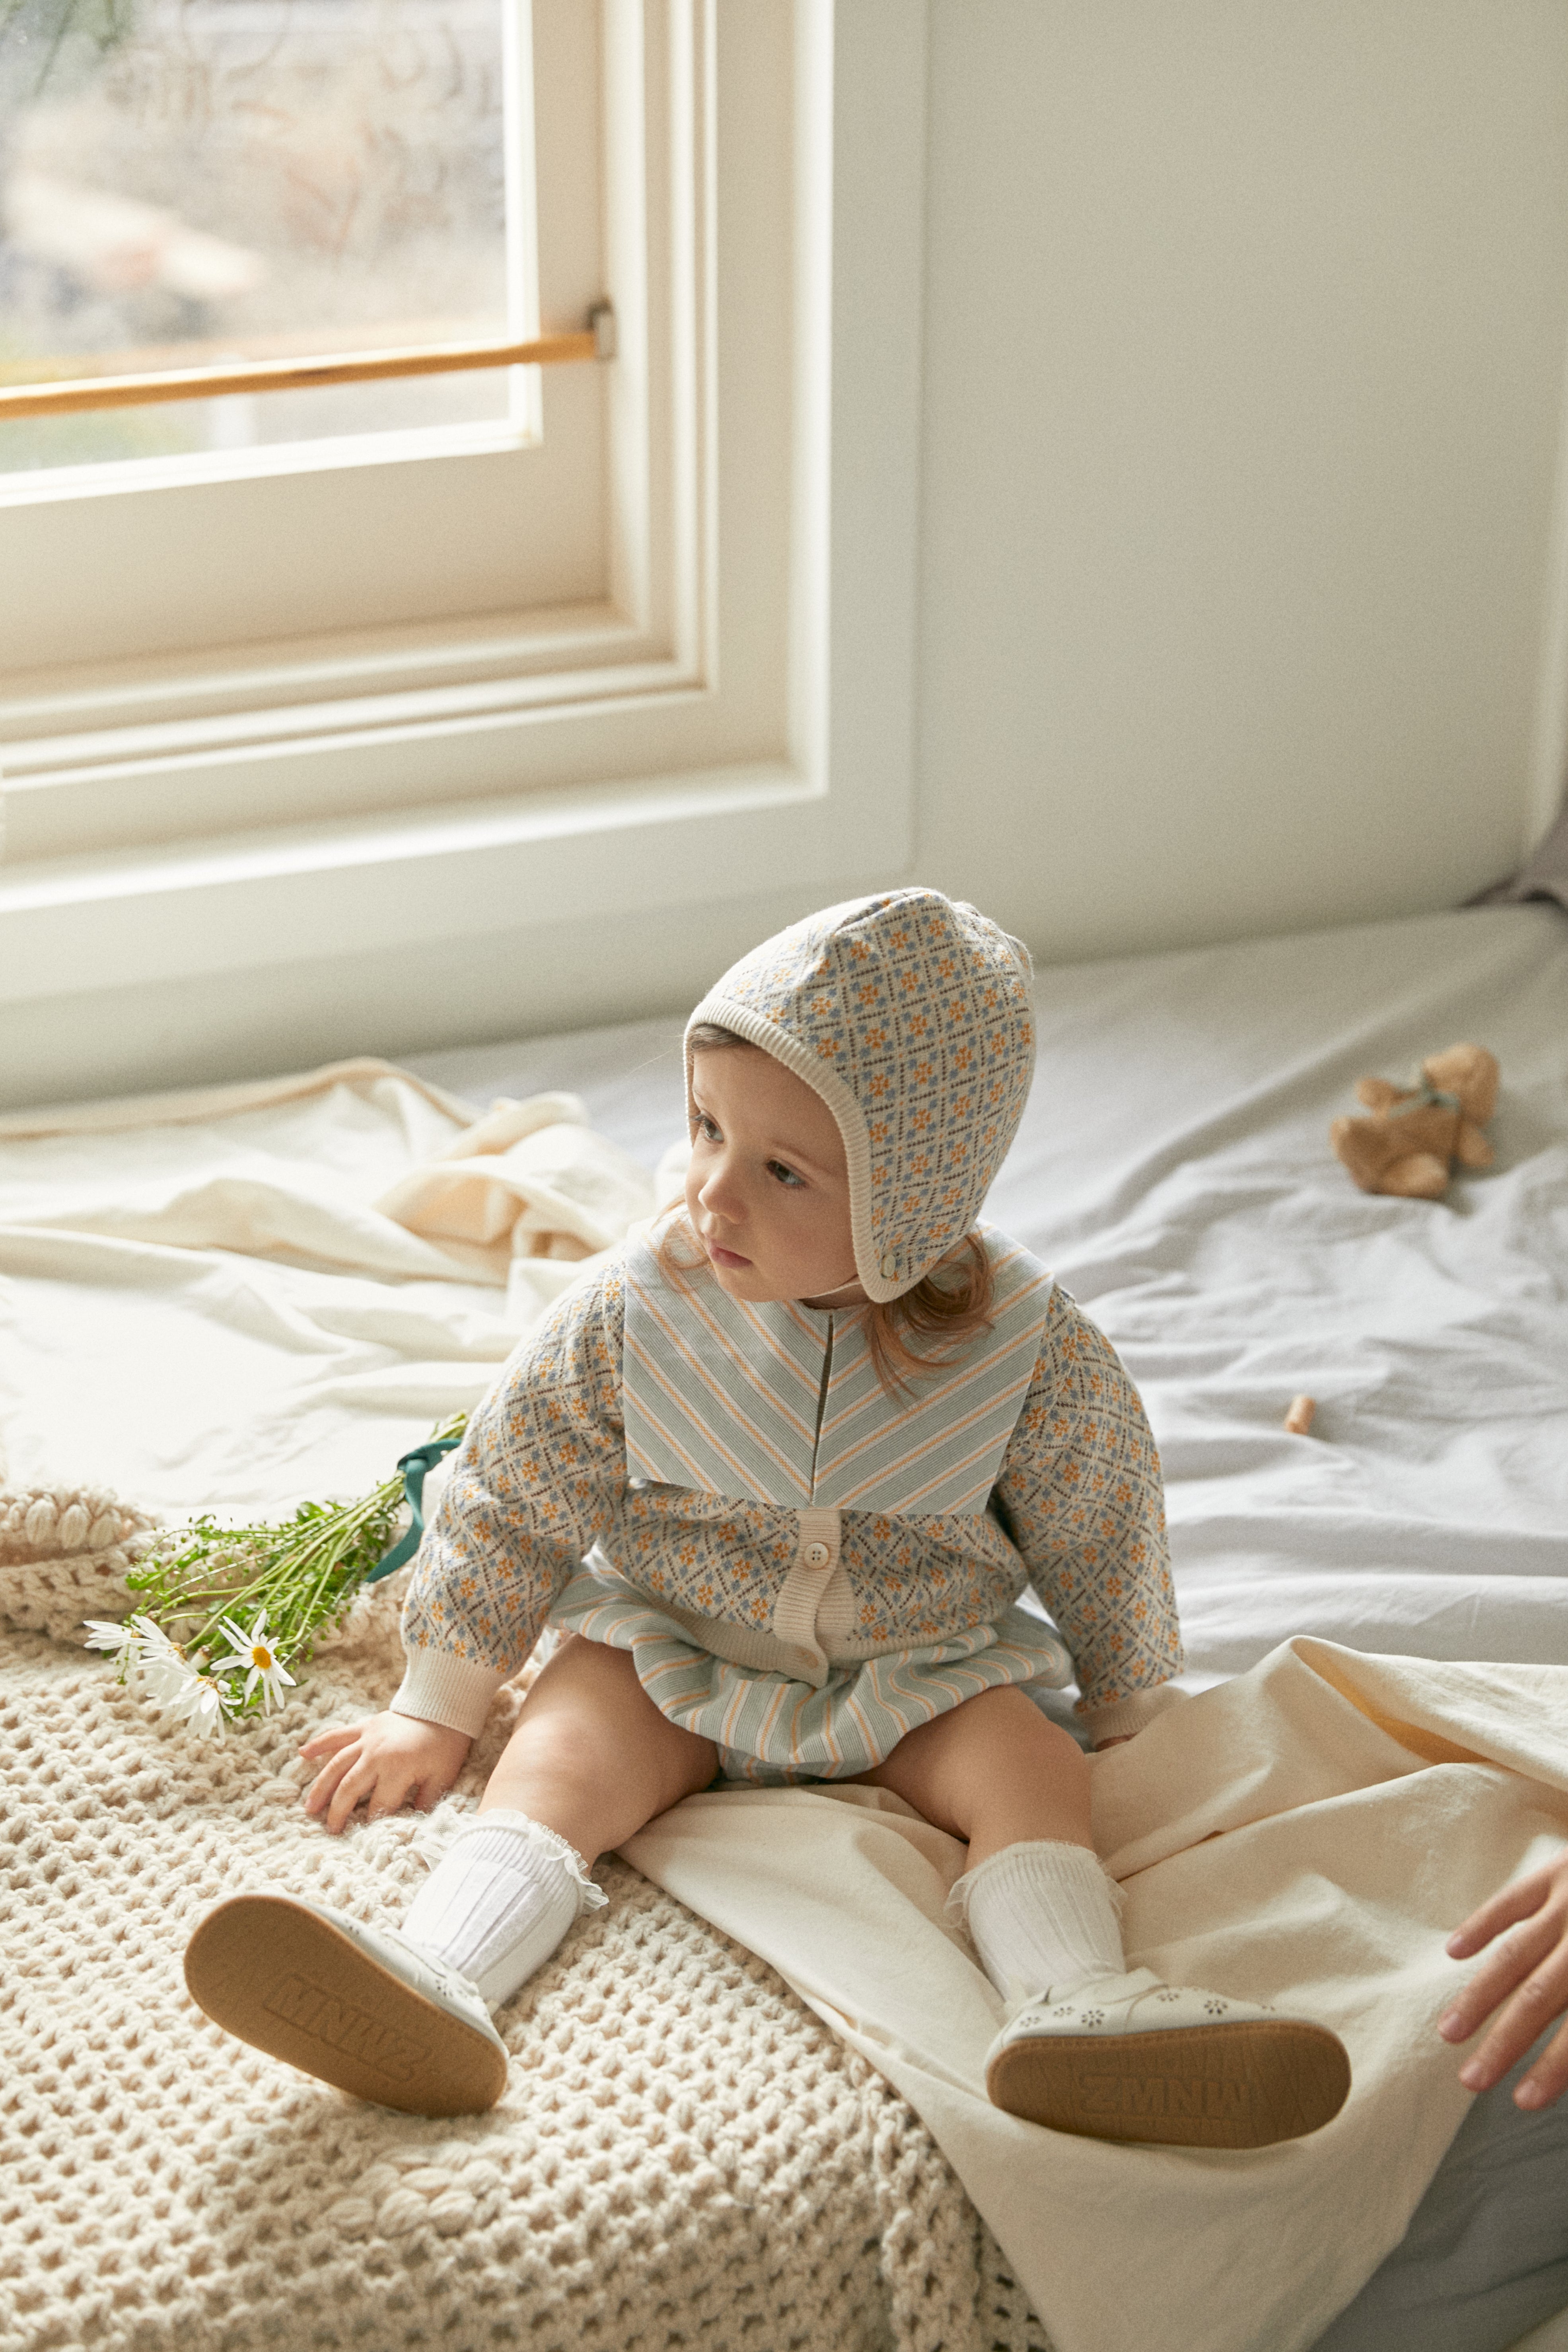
[186,890,1350,2146]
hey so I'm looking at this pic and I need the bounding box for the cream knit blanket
[0,1509,1051,2352]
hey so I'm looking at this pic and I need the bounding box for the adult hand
[1438,1848,1568,2109]
[300,1710,473,1835]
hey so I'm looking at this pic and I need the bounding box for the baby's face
[685,1045,865,1306]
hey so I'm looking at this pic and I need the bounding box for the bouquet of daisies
[84,1416,466,1735]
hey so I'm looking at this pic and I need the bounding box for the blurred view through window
[0,0,530,476]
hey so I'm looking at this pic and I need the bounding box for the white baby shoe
[985,1967,1351,2149]
[184,1891,509,2117]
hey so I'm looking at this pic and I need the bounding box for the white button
[879,1251,899,1281]
[803,1541,831,1568]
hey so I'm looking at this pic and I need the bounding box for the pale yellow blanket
[629,1642,1568,2352]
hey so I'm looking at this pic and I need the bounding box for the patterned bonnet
[685,890,1035,1303]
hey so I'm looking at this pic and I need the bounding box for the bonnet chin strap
[804,1271,868,1301]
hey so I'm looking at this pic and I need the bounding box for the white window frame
[0,0,926,1050]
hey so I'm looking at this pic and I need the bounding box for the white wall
[7,0,1568,1106]
[910,0,1568,958]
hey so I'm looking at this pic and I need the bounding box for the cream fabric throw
[630,1643,1568,2352]
[0,1059,661,1516]
[4,1061,1565,2352]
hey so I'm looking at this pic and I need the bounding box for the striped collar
[622,1225,1053,1515]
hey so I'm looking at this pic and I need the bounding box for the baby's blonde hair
[671,1023,996,1393]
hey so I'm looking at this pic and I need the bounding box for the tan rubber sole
[184,1894,508,2118]
[986,2018,1351,2149]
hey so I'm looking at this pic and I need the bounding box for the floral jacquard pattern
[403,1266,1180,1722]
[992,1291,1182,1709]
[405,1269,629,1675]
[693,891,1035,1292]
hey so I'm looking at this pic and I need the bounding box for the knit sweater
[392,1248,1183,1749]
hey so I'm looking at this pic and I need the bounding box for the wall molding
[1527,285,1568,852]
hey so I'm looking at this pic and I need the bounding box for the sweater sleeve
[992,1286,1183,1739]
[390,1262,627,1737]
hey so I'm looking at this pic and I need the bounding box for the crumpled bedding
[404,902,1568,1694]
[625,1638,1568,2352]
[986,902,1568,1688]
[0,1061,658,1517]
[8,901,1561,1691]
[2,900,1566,2352]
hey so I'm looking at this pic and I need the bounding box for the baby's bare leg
[480,1633,718,1860]
[852,1687,1093,1868]
[184,1638,716,2120]
[850,1691,1351,2153]
[854,1691,1120,2029]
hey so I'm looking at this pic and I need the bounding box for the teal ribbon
[1387,1076,1462,1118]
[366,1434,464,1582]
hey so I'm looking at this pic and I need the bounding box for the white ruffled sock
[949,1839,1124,2002]
[401,1809,606,2009]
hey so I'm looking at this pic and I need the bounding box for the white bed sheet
[2,900,1565,2352]
[407,902,1568,1689]
[1,901,1563,1696]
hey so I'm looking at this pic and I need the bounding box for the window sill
[0,756,910,1006]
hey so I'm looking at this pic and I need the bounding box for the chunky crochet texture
[0,1484,1055,2352]
[0,1484,159,1641]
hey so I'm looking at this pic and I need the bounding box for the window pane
[0,0,529,475]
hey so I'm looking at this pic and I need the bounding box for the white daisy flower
[82,1617,137,1660]
[166,1667,235,1739]
[214,1612,298,1712]
[83,1613,190,1698]
[128,1616,194,1703]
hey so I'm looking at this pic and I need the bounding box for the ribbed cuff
[1077,1681,1187,1746]
[390,1649,509,1739]
[458,1810,609,1911]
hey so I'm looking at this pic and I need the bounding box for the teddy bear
[1329,1043,1499,1199]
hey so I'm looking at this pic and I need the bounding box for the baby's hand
[1438,1849,1568,2110]
[300,1711,473,1835]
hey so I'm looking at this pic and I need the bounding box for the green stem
[181,1520,378,1657]
[179,1479,401,1652]
[126,1412,469,1694]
